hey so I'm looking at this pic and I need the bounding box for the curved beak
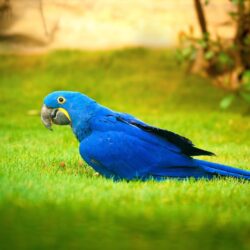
[41,105,71,130]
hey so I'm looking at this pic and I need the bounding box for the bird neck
[69,100,98,142]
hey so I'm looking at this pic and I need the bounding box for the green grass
[0,48,250,250]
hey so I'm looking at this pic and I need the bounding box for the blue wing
[116,112,214,157]
[79,111,214,180]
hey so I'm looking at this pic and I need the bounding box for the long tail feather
[195,159,250,180]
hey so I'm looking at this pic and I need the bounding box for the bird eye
[57,96,66,104]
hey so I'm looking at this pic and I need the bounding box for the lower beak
[41,105,71,130]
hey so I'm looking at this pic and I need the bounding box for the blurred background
[0,0,234,50]
[1,0,250,107]
[1,1,250,250]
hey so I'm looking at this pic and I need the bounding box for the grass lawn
[0,48,250,250]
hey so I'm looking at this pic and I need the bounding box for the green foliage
[217,52,234,67]
[177,0,250,109]
[220,94,235,109]
[243,35,250,46]
[0,50,250,250]
[204,50,214,60]
[176,46,197,64]
[230,0,245,5]
[177,27,236,75]
[242,70,250,91]
[204,0,210,5]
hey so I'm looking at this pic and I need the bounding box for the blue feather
[43,91,250,181]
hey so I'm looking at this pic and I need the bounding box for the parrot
[41,91,250,181]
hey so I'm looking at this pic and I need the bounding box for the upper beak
[41,105,71,130]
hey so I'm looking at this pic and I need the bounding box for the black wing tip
[187,147,216,157]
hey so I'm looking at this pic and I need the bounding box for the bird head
[41,91,94,130]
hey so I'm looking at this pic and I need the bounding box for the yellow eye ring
[57,96,66,104]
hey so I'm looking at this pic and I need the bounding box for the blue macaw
[41,91,250,181]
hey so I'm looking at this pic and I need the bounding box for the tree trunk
[235,1,250,69]
[193,0,208,37]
